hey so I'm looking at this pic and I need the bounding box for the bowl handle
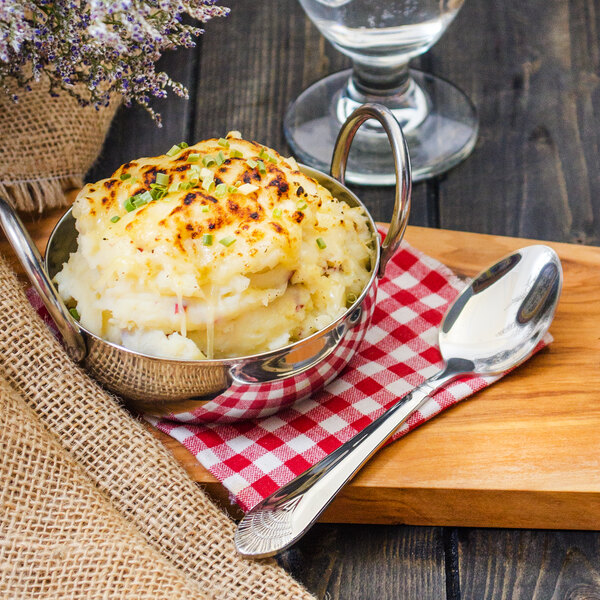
[0,197,87,362]
[330,103,412,278]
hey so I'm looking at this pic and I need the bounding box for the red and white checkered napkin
[149,241,551,512]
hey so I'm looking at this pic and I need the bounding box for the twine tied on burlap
[0,78,118,212]
[0,252,315,599]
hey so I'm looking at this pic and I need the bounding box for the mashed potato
[55,133,374,360]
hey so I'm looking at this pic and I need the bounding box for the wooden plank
[458,529,600,599]
[435,0,600,245]
[278,524,447,600]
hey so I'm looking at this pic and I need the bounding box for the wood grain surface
[4,0,600,597]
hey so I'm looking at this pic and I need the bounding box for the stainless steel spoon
[235,245,562,558]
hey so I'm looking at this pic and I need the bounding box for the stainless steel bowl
[0,104,411,423]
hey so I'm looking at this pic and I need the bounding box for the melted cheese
[54,133,374,360]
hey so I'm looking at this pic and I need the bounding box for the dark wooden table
[88,1,600,598]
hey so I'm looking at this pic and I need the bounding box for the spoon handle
[235,367,459,558]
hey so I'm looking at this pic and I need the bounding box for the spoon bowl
[235,244,562,558]
[440,245,562,374]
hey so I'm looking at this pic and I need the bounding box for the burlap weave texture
[0,78,118,213]
[0,253,315,600]
[0,376,212,600]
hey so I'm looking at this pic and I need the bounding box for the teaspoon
[235,244,562,558]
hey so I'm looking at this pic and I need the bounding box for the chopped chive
[230,149,243,158]
[202,233,213,246]
[273,207,282,218]
[202,174,214,191]
[124,197,136,212]
[189,177,199,187]
[215,151,226,166]
[218,137,230,148]
[187,153,201,163]
[139,191,153,204]
[155,172,169,186]
[69,307,80,320]
[297,201,307,210]
[214,183,227,198]
[201,205,209,212]
[166,144,182,157]
[316,237,327,249]
[119,173,131,181]
[246,159,257,169]
[190,164,202,173]
[110,215,121,223]
[257,160,266,174]
[267,154,278,164]
[149,187,166,201]
[227,185,238,193]
[178,181,192,191]
[219,235,236,247]
[179,142,189,149]
[202,155,216,167]
[259,147,268,160]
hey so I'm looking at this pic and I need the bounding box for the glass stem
[349,61,412,98]
[335,60,431,135]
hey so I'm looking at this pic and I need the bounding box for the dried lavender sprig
[0,0,229,123]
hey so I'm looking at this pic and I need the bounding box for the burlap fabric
[0,376,212,600]
[0,253,315,600]
[0,78,118,213]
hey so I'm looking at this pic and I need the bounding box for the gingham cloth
[148,241,550,512]
[29,240,550,512]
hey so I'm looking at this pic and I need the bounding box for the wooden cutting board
[4,206,600,530]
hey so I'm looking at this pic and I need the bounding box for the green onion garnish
[218,138,230,148]
[267,154,278,164]
[178,182,192,191]
[214,183,227,198]
[138,191,153,204]
[69,307,80,320]
[179,142,189,149]
[227,185,238,193]
[215,151,226,166]
[124,197,136,212]
[273,207,282,218]
[110,215,120,223]
[297,201,307,210]
[259,148,268,160]
[149,187,167,201]
[166,144,182,157]
[202,233,213,246]
[316,237,327,249]
[202,174,214,191]
[201,205,209,212]
[230,149,243,158]
[119,173,131,181]
[202,155,216,167]
[155,172,169,186]
[346,292,357,306]
[246,159,257,169]
[257,160,266,174]
[187,153,201,163]
[219,235,236,247]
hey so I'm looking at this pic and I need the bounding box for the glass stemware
[284,0,478,185]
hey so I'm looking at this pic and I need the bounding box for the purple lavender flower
[0,0,229,123]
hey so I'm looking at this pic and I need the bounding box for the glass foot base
[284,68,478,185]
